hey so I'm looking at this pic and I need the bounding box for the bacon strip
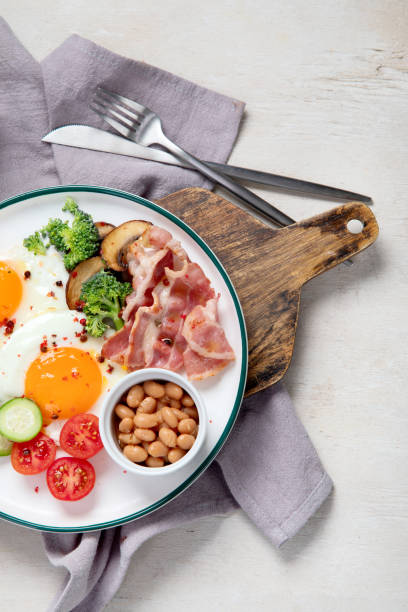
[183,347,230,381]
[101,321,132,364]
[101,225,234,379]
[182,298,235,361]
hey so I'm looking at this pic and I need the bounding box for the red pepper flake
[75,300,84,312]
[180,313,186,320]
[75,331,81,338]
[24,270,31,280]
[55,280,63,287]
[97,355,105,363]
[80,333,87,343]
[163,278,169,286]
[71,369,79,379]
[34,486,39,493]
[107,364,114,374]
[80,318,86,326]
[4,320,15,335]
[63,337,68,341]
[62,376,68,381]
[52,341,57,347]
[29,305,33,310]
[73,317,79,323]
[185,274,189,278]
[122,470,127,475]
[17,354,21,358]
[209,419,213,424]
[51,334,57,338]
[40,340,48,353]
[47,291,56,298]
[72,271,78,278]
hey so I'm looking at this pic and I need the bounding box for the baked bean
[164,382,183,400]
[162,406,178,429]
[134,412,159,429]
[146,456,164,468]
[177,434,195,450]
[155,409,163,424]
[178,418,196,435]
[138,396,156,413]
[182,406,199,420]
[115,404,135,419]
[148,440,169,457]
[123,445,148,463]
[157,400,166,410]
[118,432,141,445]
[169,398,180,410]
[142,441,150,451]
[126,384,144,408]
[168,448,186,463]
[119,417,134,433]
[134,428,156,442]
[172,407,189,421]
[143,380,165,399]
[159,427,177,448]
[181,394,194,407]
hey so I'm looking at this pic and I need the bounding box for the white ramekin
[100,368,207,475]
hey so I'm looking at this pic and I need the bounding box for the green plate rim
[0,185,248,532]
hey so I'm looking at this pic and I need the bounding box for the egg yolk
[25,347,102,424]
[0,261,22,321]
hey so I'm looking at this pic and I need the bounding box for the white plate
[0,186,247,532]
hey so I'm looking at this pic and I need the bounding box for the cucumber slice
[0,398,43,442]
[0,434,13,456]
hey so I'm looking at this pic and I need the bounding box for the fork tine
[94,90,142,125]
[92,98,140,128]
[90,103,138,138]
[97,87,148,117]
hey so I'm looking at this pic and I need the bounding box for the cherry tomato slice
[11,433,56,475]
[60,413,103,459]
[46,457,95,501]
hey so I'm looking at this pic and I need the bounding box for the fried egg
[0,246,127,429]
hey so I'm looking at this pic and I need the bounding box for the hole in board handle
[347,219,364,234]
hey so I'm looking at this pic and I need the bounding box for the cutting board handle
[279,201,379,284]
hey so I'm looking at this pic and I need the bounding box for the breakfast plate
[0,185,247,532]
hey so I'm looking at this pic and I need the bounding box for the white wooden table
[1,1,407,610]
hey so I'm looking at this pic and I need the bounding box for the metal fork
[90,87,294,228]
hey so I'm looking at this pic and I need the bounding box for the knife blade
[43,125,372,204]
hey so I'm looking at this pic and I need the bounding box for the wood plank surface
[157,188,378,394]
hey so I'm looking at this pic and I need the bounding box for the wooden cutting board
[156,187,379,395]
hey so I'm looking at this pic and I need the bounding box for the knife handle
[204,161,372,204]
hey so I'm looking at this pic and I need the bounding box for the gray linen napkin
[0,19,333,612]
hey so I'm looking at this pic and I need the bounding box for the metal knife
[43,125,372,204]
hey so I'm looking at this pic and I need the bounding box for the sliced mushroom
[95,222,116,240]
[101,220,152,271]
[66,256,106,310]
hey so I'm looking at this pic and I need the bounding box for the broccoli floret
[60,199,100,270]
[80,271,132,337]
[43,218,69,252]
[23,231,47,255]
[23,198,100,270]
